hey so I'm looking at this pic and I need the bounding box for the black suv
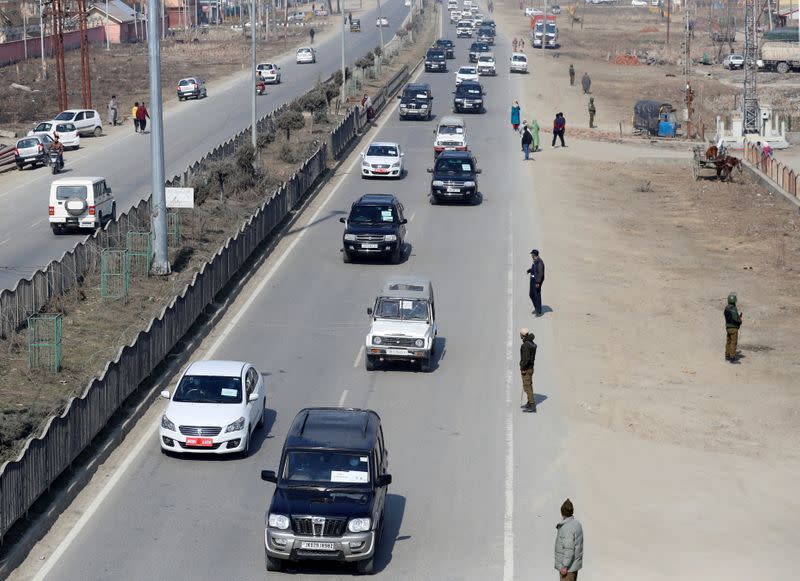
[477,26,495,45]
[452,80,484,114]
[424,48,447,72]
[434,38,455,58]
[261,408,392,575]
[340,194,407,264]
[468,41,490,63]
[398,83,433,120]
[427,150,481,205]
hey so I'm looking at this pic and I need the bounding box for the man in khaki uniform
[724,292,742,362]
[554,499,584,580]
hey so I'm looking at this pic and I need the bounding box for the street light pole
[251,0,258,149]
[341,0,346,103]
[105,0,110,50]
[147,0,170,275]
[39,0,46,76]
[377,0,384,48]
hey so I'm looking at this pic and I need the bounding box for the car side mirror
[106,187,112,194]
[452,91,456,94]
[376,474,392,487]
[261,470,277,483]
[430,96,434,100]
[476,169,482,173]
[397,94,402,99]
[248,392,259,402]
[400,218,408,225]
[367,307,373,315]
[400,152,405,157]
[360,152,365,158]
[160,390,170,399]
[339,217,347,224]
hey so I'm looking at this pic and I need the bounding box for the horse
[714,155,742,181]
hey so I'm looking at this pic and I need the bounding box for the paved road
[17,15,575,581]
[0,0,411,291]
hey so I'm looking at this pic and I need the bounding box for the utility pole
[23,3,28,60]
[105,0,110,50]
[683,0,693,138]
[39,0,46,77]
[78,0,92,108]
[147,0,170,275]
[340,0,346,104]
[742,0,759,133]
[53,0,67,110]
[666,0,671,51]
[251,0,258,149]
[377,0,384,48]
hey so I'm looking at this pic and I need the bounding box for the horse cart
[692,145,742,182]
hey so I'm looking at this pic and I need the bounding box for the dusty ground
[494,0,800,576]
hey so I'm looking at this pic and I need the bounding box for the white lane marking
[30,418,159,581]
[28,218,45,229]
[408,211,416,223]
[338,389,349,407]
[503,207,515,581]
[26,56,418,581]
[0,237,10,245]
[353,345,365,368]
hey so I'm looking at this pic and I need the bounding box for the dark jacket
[724,305,741,329]
[520,337,537,370]
[521,128,533,146]
[527,257,545,285]
[553,116,565,131]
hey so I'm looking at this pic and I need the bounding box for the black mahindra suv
[452,80,484,113]
[261,408,392,575]
[424,48,447,72]
[340,194,407,264]
[434,38,455,58]
[398,83,433,120]
[468,41,490,63]
[427,150,481,205]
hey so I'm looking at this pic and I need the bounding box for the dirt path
[492,1,800,577]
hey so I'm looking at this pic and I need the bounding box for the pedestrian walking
[520,39,525,49]
[588,97,596,128]
[362,93,374,123]
[131,101,140,133]
[136,101,150,133]
[526,249,545,315]
[552,112,566,147]
[512,37,518,52]
[348,11,353,25]
[568,63,575,86]
[309,27,316,44]
[554,499,584,581]
[108,95,118,126]
[519,328,537,413]
[521,123,533,160]
[510,100,521,131]
[724,292,743,362]
[581,72,591,94]
[530,117,540,151]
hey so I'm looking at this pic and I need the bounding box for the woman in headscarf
[529,117,540,151]
[510,100,521,132]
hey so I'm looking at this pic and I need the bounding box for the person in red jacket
[552,112,566,148]
[136,102,150,134]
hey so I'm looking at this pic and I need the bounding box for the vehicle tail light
[38,144,44,152]
[14,148,19,156]
[48,206,55,215]
[88,205,96,216]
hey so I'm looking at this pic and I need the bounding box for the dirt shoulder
[493,0,800,576]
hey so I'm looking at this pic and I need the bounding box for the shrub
[300,89,328,114]
[275,109,306,140]
[313,110,329,124]
[257,129,276,148]
[279,142,297,163]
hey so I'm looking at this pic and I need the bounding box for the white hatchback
[257,62,282,83]
[296,46,316,64]
[28,121,81,149]
[159,360,266,456]
[52,109,102,137]
[455,65,479,85]
[361,141,404,178]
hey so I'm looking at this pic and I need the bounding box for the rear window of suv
[56,185,88,200]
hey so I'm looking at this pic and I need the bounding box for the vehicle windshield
[478,56,493,62]
[18,138,40,148]
[55,185,88,200]
[512,55,527,62]
[179,79,194,86]
[435,157,475,174]
[456,84,482,96]
[172,374,243,404]
[478,27,494,35]
[374,297,430,321]
[349,204,397,224]
[427,51,445,60]
[281,450,371,485]
[459,67,476,74]
[366,145,399,157]
[34,123,52,132]
[54,112,74,121]
[438,125,464,135]
[403,89,429,102]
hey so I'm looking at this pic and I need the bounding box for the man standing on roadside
[588,97,596,128]
[136,101,150,134]
[581,72,591,94]
[554,499,584,580]
[108,95,118,126]
[527,249,545,316]
[569,63,575,85]
[724,292,743,362]
[521,123,533,160]
[552,113,566,147]
[519,329,537,413]
[309,27,316,44]
[131,101,139,133]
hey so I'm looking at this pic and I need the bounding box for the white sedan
[376,16,389,26]
[295,46,316,64]
[27,121,81,149]
[455,65,479,85]
[159,360,266,456]
[361,141,404,178]
[631,0,648,5]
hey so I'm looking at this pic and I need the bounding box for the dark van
[398,83,434,120]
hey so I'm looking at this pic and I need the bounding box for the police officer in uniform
[724,292,742,362]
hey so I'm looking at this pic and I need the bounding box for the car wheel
[429,194,439,205]
[178,96,184,101]
[355,556,375,575]
[390,245,402,265]
[777,61,790,74]
[266,554,283,572]
[365,354,377,371]
[93,126,102,137]
[16,163,24,170]
[51,224,62,235]
[343,250,353,263]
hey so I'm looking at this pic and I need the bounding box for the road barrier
[742,142,800,199]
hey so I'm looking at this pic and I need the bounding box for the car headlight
[455,98,464,102]
[161,414,175,431]
[432,180,444,186]
[225,416,245,433]
[464,181,476,187]
[344,233,357,241]
[362,161,370,167]
[373,336,383,345]
[384,234,397,242]
[391,161,400,168]
[348,518,372,533]
[415,338,424,347]
[420,104,428,108]
[268,514,291,530]
[400,104,407,109]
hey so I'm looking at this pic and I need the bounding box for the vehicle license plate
[375,168,388,173]
[185,437,214,447]
[464,103,473,108]
[362,243,379,249]
[300,541,336,550]
[26,157,36,161]
[447,187,461,193]
[386,348,407,356]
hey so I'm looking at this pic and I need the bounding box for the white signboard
[165,187,194,209]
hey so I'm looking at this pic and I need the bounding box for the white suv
[477,53,496,75]
[365,277,437,372]
[49,176,116,233]
[433,115,467,158]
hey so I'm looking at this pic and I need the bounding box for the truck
[758,42,800,74]
[531,15,558,48]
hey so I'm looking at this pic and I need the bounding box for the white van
[49,177,116,234]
